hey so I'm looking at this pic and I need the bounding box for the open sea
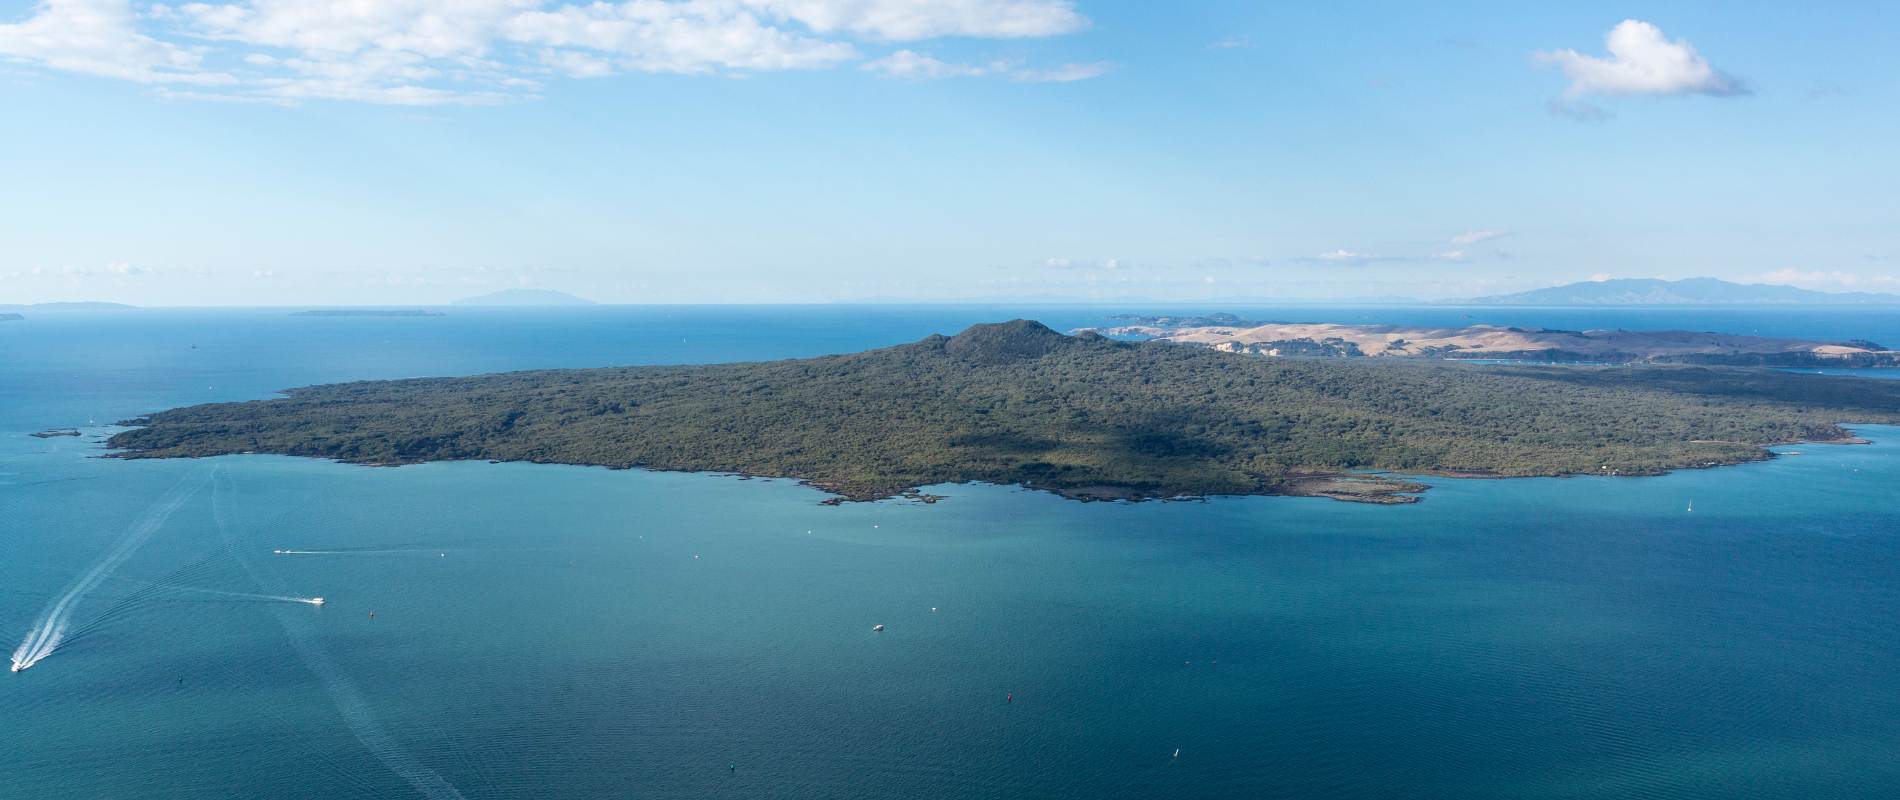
[3,305,1899,799]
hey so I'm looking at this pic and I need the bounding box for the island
[291,309,445,317]
[30,428,81,438]
[0,313,21,322]
[1094,318,1900,368]
[104,321,1900,504]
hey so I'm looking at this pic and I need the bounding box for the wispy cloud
[1747,269,1900,291]
[864,50,1000,80]
[1044,257,1125,270]
[0,0,1096,105]
[0,0,233,86]
[1301,242,1502,266]
[1450,230,1507,245]
[1306,249,1381,265]
[1547,99,1611,122]
[1010,61,1111,83]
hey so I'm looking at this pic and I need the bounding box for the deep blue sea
[3,305,1899,799]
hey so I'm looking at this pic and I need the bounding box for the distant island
[1464,277,1900,306]
[0,301,137,312]
[452,289,595,306]
[0,313,21,322]
[291,309,445,317]
[106,321,1900,505]
[1095,318,1900,367]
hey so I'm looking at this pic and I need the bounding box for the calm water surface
[2,306,1898,799]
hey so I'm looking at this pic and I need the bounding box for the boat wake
[213,471,465,800]
[11,472,208,673]
[166,586,325,605]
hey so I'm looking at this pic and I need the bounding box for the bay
[2,306,1897,799]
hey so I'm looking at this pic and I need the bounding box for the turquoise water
[4,307,1899,799]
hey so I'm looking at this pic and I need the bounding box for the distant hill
[1465,278,1900,306]
[0,301,137,311]
[452,289,594,306]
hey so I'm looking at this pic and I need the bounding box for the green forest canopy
[108,320,1900,503]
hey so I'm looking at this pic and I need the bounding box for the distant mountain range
[452,289,594,306]
[1465,278,1900,306]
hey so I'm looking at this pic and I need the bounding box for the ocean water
[3,306,1899,799]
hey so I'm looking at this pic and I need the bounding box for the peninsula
[1096,319,1899,367]
[105,321,1900,504]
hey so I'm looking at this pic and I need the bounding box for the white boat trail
[165,585,325,605]
[213,470,465,800]
[11,471,207,673]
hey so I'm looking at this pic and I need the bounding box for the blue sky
[2,0,1896,305]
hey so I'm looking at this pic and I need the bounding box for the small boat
[873,624,885,632]
[308,597,325,606]
[1172,749,1180,759]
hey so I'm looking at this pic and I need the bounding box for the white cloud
[1043,257,1128,270]
[1587,272,1613,282]
[863,49,1105,82]
[0,0,233,85]
[539,49,615,78]
[753,0,1086,40]
[863,49,995,79]
[182,0,534,58]
[500,3,858,74]
[1536,19,1745,98]
[1450,229,1506,245]
[1748,269,1900,290]
[31,260,153,278]
[1315,249,1376,264]
[1010,60,1108,82]
[1207,35,1250,50]
[1433,250,1466,262]
[0,0,1094,104]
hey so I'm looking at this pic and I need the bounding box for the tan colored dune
[1095,322,1893,362]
